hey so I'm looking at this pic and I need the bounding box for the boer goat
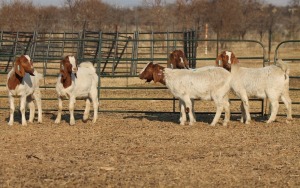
[139,62,231,126]
[215,50,239,71]
[167,50,189,69]
[55,56,99,125]
[6,55,43,126]
[230,59,292,124]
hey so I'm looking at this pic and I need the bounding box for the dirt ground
[0,109,299,187]
[0,47,299,187]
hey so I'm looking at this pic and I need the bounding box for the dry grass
[0,111,299,187]
[0,42,299,187]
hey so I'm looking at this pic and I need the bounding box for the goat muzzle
[29,69,35,76]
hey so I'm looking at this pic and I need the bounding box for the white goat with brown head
[55,55,99,125]
[139,62,231,126]
[6,55,43,126]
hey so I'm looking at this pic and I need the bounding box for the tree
[63,0,108,31]
[0,0,37,31]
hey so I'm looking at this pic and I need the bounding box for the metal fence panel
[1,31,298,117]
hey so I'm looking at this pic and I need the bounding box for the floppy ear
[216,55,223,67]
[167,57,172,68]
[231,53,239,64]
[60,69,67,80]
[60,60,67,80]
[153,65,164,83]
[168,53,175,69]
[14,57,25,77]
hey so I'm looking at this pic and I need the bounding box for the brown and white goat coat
[6,55,43,126]
[55,56,99,125]
[139,62,231,126]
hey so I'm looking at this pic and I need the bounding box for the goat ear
[60,69,67,80]
[231,53,239,64]
[168,53,175,69]
[153,66,163,83]
[216,56,222,67]
[167,58,172,68]
[14,57,25,77]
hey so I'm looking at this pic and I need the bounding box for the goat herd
[6,50,293,126]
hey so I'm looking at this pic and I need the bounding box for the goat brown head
[14,55,34,77]
[139,62,165,85]
[215,51,239,71]
[167,50,189,69]
[60,55,78,79]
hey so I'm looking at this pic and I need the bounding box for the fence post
[96,32,103,104]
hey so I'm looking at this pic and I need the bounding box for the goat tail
[276,59,290,79]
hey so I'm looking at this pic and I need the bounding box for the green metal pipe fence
[1,31,298,117]
[274,40,300,107]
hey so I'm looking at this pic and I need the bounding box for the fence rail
[0,31,299,117]
[274,40,300,109]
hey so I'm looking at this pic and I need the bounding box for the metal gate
[274,40,300,115]
[1,31,291,117]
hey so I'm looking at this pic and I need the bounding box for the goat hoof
[8,122,13,126]
[244,120,251,124]
[286,118,293,124]
[70,120,75,126]
[222,122,228,126]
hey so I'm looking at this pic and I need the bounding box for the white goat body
[55,60,99,125]
[230,60,292,124]
[164,67,231,125]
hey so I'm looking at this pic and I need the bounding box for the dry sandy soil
[0,109,299,187]
[0,44,299,187]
